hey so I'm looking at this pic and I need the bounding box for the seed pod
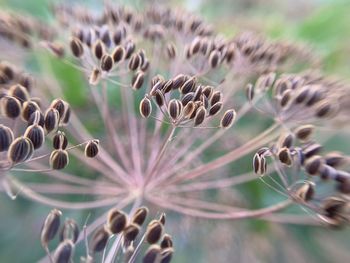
[166,43,177,59]
[155,90,165,107]
[168,99,181,121]
[202,86,214,99]
[101,54,114,72]
[172,74,187,90]
[322,197,346,219]
[50,149,69,170]
[128,53,141,71]
[210,91,222,105]
[53,240,74,263]
[303,143,322,159]
[194,106,206,126]
[324,152,346,168]
[150,80,165,96]
[50,99,67,120]
[193,86,203,101]
[181,92,194,107]
[59,219,79,244]
[123,223,140,242]
[319,164,338,180]
[113,29,123,45]
[160,234,173,249]
[44,108,60,134]
[8,137,34,163]
[141,59,150,71]
[90,225,111,253]
[160,248,174,263]
[220,109,236,128]
[85,140,99,158]
[131,207,149,226]
[0,125,14,152]
[140,97,152,118]
[259,156,267,175]
[107,209,127,234]
[22,101,40,122]
[209,50,220,68]
[209,102,223,116]
[253,153,261,174]
[315,102,334,118]
[143,245,161,263]
[132,71,144,90]
[93,40,105,60]
[294,125,314,142]
[24,124,45,149]
[159,213,166,225]
[183,101,196,118]
[1,96,21,118]
[162,80,173,94]
[295,182,315,202]
[53,131,68,150]
[41,209,62,247]
[8,84,29,103]
[279,133,294,149]
[305,155,323,175]
[89,68,101,86]
[278,147,292,166]
[280,89,292,108]
[27,110,44,127]
[101,30,111,48]
[190,37,201,55]
[70,37,84,57]
[125,41,135,59]
[180,77,196,94]
[112,46,125,63]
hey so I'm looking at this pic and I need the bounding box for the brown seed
[295,182,314,202]
[27,110,44,127]
[70,37,84,57]
[140,97,152,118]
[280,89,292,108]
[315,102,334,118]
[50,149,69,170]
[155,90,165,107]
[294,125,314,142]
[180,77,196,94]
[41,208,62,247]
[303,143,322,159]
[209,102,223,116]
[278,147,292,166]
[172,74,187,90]
[131,206,149,226]
[85,140,99,158]
[294,86,309,104]
[220,109,236,128]
[146,220,163,244]
[24,124,45,149]
[259,156,267,175]
[113,29,123,45]
[90,225,111,253]
[159,213,166,225]
[22,101,40,122]
[181,92,195,107]
[194,106,206,126]
[160,248,174,263]
[53,240,74,263]
[50,99,67,120]
[8,137,34,164]
[209,50,220,68]
[1,96,21,118]
[168,99,181,121]
[89,68,101,86]
[183,101,196,119]
[125,40,135,59]
[166,43,177,59]
[132,71,144,90]
[190,37,201,55]
[101,54,114,72]
[44,108,60,134]
[59,219,79,244]
[128,53,141,71]
[112,46,125,63]
[0,125,14,152]
[8,84,29,103]
[162,80,173,94]
[123,223,140,242]
[202,86,214,99]
[319,165,338,180]
[322,197,346,219]
[93,40,105,60]
[324,152,346,168]
[279,133,294,149]
[107,209,127,234]
[304,155,323,175]
[210,91,222,105]
[253,153,261,174]
[143,245,161,263]
[160,234,173,249]
[45,42,65,58]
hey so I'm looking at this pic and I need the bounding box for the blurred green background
[0,0,350,262]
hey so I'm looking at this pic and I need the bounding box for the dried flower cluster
[0,2,350,262]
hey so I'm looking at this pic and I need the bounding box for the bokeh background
[0,0,350,262]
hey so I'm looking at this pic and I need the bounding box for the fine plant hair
[0,2,350,262]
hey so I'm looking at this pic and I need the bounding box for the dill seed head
[140,96,152,118]
[59,219,79,244]
[0,125,14,152]
[44,108,60,134]
[8,136,34,164]
[90,225,111,253]
[131,206,149,226]
[304,155,324,175]
[143,245,161,263]
[107,208,127,234]
[85,139,99,158]
[160,234,173,249]
[146,220,163,244]
[89,68,101,86]
[1,96,21,118]
[123,223,140,242]
[50,149,69,170]
[132,71,144,90]
[294,125,314,142]
[70,37,84,57]
[8,84,29,103]
[112,45,125,63]
[41,208,62,248]
[53,240,75,263]
[295,182,315,202]
[278,147,292,166]
[220,109,236,128]
[24,124,45,149]
[194,106,206,126]
[160,248,174,263]
[101,54,114,72]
